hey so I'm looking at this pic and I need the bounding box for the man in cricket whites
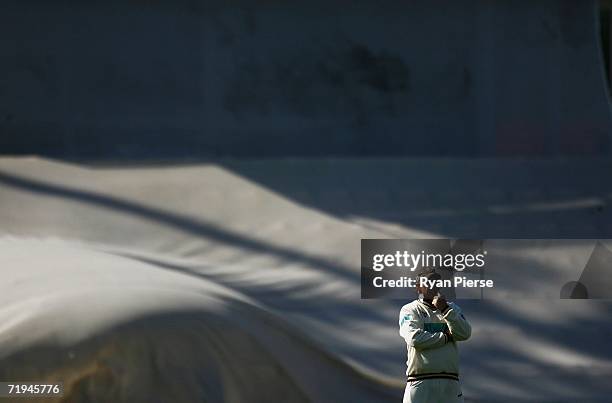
[399,270,471,403]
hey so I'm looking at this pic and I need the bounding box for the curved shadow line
[0,170,357,284]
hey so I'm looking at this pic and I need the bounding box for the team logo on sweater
[400,314,412,325]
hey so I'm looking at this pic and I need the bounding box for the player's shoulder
[399,300,422,325]
[447,302,467,317]
[399,300,420,314]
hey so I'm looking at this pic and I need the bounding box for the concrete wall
[0,0,610,157]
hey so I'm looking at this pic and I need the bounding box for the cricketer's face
[416,277,439,299]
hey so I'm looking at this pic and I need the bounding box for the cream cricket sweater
[399,299,471,381]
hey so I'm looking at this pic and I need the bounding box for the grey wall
[1,0,610,158]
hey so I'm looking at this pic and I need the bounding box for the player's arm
[441,302,471,341]
[399,309,450,350]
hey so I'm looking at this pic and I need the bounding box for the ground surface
[0,156,611,402]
